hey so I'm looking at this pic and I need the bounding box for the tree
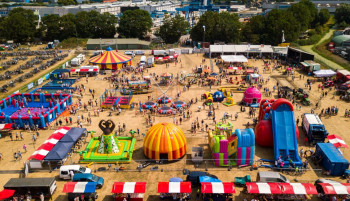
[264,9,300,45]
[59,13,77,40]
[57,0,77,5]
[241,15,265,44]
[335,4,350,25]
[94,13,118,38]
[190,11,241,43]
[288,3,312,32]
[317,9,330,25]
[1,8,37,42]
[299,0,318,25]
[118,9,152,39]
[156,15,189,44]
[42,14,61,41]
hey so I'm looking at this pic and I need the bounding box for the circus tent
[89,47,132,70]
[143,122,186,161]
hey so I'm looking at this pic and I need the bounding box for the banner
[38,77,43,85]
[27,82,34,90]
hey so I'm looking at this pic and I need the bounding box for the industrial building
[86,38,150,50]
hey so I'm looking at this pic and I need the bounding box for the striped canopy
[143,122,186,161]
[89,47,132,70]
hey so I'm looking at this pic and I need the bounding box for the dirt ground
[0,51,349,201]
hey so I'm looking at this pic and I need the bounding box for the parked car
[256,171,290,183]
[183,169,218,185]
[59,165,91,180]
[72,173,104,188]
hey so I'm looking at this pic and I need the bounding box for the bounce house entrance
[252,98,257,104]
[160,153,168,160]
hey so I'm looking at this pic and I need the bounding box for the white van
[140,56,146,66]
[59,165,91,180]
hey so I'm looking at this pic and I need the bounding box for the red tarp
[0,189,15,200]
[0,124,13,130]
[112,182,146,194]
[327,134,349,148]
[157,182,191,193]
[201,182,235,194]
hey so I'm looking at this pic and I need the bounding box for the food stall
[158,182,191,200]
[70,66,99,77]
[201,182,235,201]
[4,178,57,200]
[245,182,318,200]
[315,183,350,201]
[62,182,98,201]
[112,182,146,201]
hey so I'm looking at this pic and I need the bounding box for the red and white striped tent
[70,66,99,73]
[157,182,191,193]
[327,134,349,148]
[201,182,236,194]
[0,123,12,130]
[28,127,70,160]
[112,182,146,194]
[246,183,317,195]
[317,183,350,195]
[246,183,282,194]
[279,183,318,195]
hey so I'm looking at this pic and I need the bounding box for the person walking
[23,144,27,152]
[20,132,24,140]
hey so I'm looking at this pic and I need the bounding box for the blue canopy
[199,176,222,183]
[169,177,183,182]
[210,73,218,76]
[60,128,86,142]
[44,141,74,161]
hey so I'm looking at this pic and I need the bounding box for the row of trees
[0,0,335,45]
[0,8,118,42]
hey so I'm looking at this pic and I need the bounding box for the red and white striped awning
[28,127,70,160]
[70,68,98,73]
[112,182,146,194]
[246,183,282,194]
[279,183,318,195]
[0,123,12,130]
[246,183,319,195]
[318,183,350,195]
[201,182,235,194]
[158,182,191,193]
[327,134,348,148]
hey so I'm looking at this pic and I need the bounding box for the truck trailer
[302,113,328,145]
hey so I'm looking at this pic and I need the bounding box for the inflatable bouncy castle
[208,122,255,167]
[143,122,187,161]
[255,99,302,167]
[0,93,72,128]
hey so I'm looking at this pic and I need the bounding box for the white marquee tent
[221,55,248,63]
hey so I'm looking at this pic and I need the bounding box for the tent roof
[0,189,15,200]
[157,182,191,193]
[89,49,132,65]
[44,141,74,161]
[313,70,336,77]
[201,182,236,194]
[63,182,97,193]
[332,35,350,46]
[4,178,56,188]
[318,183,350,195]
[60,128,86,142]
[112,182,146,194]
[221,55,248,63]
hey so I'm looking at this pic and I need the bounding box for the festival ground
[0,51,349,201]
